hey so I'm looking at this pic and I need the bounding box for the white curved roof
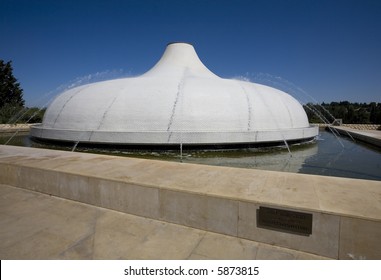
[31,42,318,145]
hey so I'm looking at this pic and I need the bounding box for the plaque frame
[257,206,313,236]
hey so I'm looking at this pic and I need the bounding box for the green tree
[369,102,381,124]
[304,101,381,124]
[0,60,25,123]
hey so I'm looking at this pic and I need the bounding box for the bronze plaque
[257,206,312,236]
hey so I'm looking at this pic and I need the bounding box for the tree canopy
[304,101,381,124]
[0,60,26,123]
[0,60,24,108]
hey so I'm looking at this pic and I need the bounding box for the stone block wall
[341,124,381,130]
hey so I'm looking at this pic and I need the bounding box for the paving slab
[0,184,329,260]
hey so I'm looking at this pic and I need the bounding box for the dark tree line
[0,59,45,124]
[0,60,24,108]
[304,101,381,124]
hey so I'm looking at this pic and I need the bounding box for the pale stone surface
[1,145,381,259]
[0,187,97,259]
[122,222,204,260]
[339,217,381,259]
[1,145,380,222]
[0,162,19,186]
[0,184,329,260]
[160,189,238,236]
[97,179,160,219]
[58,173,91,202]
[332,126,381,147]
[0,123,33,132]
[189,232,258,259]
[341,124,381,130]
[238,202,340,259]
[160,189,208,229]
[256,244,297,260]
[315,181,381,221]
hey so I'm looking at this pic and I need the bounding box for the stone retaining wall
[313,123,381,130]
[341,124,381,130]
[0,124,35,132]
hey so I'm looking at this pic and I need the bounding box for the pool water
[1,130,380,181]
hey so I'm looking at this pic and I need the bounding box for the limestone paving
[0,184,328,260]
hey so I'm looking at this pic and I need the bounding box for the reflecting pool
[1,130,380,181]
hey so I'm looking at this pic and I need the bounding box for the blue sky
[1,0,380,107]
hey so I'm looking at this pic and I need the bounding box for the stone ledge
[0,145,380,259]
[331,126,381,148]
[312,123,381,130]
[341,124,381,130]
[0,123,35,132]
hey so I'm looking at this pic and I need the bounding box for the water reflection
[178,143,318,174]
[1,131,380,181]
[300,132,381,180]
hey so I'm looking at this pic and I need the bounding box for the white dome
[31,42,318,146]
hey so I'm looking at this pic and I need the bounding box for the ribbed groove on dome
[30,43,318,146]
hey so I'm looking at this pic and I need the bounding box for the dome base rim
[30,125,319,147]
